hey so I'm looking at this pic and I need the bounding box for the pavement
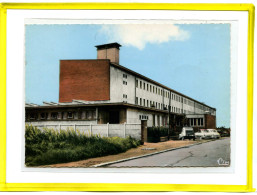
[106,138,230,167]
[42,138,221,168]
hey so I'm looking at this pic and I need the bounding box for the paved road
[107,138,230,167]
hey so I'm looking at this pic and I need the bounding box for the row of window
[139,115,149,120]
[135,97,191,114]
[135,79,190,104]
[27,110,96,120]
[124,75,213,113]
[189,118,204,126]
[135,79,214,113]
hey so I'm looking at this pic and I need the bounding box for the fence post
[90,124,92,136]
[107,123,109,137]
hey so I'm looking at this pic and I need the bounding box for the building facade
[26,43,216,131]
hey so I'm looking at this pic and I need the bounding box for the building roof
[95,42,122,50]
[110,62,216,111]
[25,101,184,115]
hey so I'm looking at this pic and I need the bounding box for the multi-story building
[26,43,216,130]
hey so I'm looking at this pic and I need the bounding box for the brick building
[26,43,216,133]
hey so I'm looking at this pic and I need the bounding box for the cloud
[100,24,190,50]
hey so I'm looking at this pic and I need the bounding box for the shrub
[147,127,169,142]
[25,125,140,166]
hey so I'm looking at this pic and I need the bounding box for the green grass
[25,125,140,166]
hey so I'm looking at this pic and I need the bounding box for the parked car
[179,127,195,140]
[207,129,221,139]
[195,129,212,140]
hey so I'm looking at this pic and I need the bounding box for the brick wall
[204,114,216,129]
[59,60,110,102]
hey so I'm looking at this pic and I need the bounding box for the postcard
[24,19,231,168]
[2,4,253,191]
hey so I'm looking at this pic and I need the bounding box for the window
[86,111,92,119]
[29,113,36,120]
[123,81,127,85]
[152,86,154,93]
[77,112,82,119]
[140,98,142,106]
[57,112,62,119]
[140,81,142,88]
[51,112,58,119]
[123,94,127,98]
[67,112,73,119]
[40,113,46,119]
[150,85,152,92]
[135,97,138,104]
[158,88,160,95]
[143,82,145,90]
[156,87,158,94]
[136,80,138,87]
[143,99,145,106]
[147,84,149,91]
[147,100,149,107]
[92,111,96,119]
[123,74,127,78]
[139,115,149,120]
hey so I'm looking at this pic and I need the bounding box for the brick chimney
[95,42,121,64]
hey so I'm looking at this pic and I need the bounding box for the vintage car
[195,129,212,140]
[179,127,195,140]
[207,129,221,139]
[195,129,221,139]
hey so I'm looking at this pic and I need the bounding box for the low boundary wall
[26,122,141,140]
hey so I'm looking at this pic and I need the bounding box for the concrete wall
[110,66,136,104]
[126,108,167,127]
[133,77,214,115]
[27,122,141,140]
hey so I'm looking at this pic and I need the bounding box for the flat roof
[95,42,122,50]
[25,102,186,115]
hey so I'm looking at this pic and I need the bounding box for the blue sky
[25,23,230,127]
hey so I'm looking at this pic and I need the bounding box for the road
[107,138,230,167]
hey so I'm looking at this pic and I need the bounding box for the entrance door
[141,120,147,143]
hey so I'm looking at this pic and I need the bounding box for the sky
[25,23,230,127]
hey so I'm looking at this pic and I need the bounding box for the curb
[91,139,215,167]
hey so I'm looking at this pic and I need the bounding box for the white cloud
[100,24,190,50]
